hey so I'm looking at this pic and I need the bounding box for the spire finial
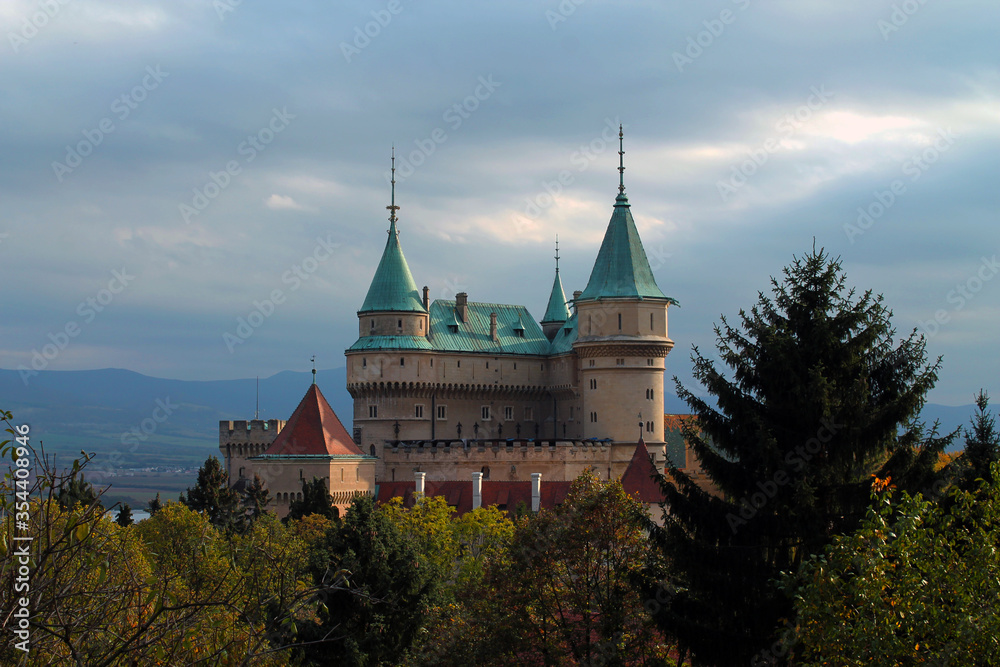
[311,355,316,385]
[618,124,625,195]
[554,235,560,273]
[387,146,399,230]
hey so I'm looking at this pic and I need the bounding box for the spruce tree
[648,248,951,665]
[179,456,239,531]
[285,477,339,522]
[115,503,133,527]
[962,389,999,484]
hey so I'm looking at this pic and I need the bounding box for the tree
[295,494,439,666]
[649,248,952,664]
[116,502,133,527]
[961,389,999,485]
[786,469,1000,665]
[57,469,102,511]
[179,456,239,531]
[148,492,162,515]
[285,476,339,522]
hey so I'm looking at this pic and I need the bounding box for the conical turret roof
[541,269,570,324]
[359,218,426,313]
[577,192,672,302]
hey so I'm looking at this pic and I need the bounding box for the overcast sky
[2,0,997,405]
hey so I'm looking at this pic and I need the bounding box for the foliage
[116,502,133,527]
[285,477,339,523]
[959,389,1000,486]
[147,492,162,515]
[179,456,240,531]
[294,494,440,666]
[650,248,952,664]
[56,469,102,511]
[786,467,1000,665]
[408,472,672,666]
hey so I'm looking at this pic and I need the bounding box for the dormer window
[448,324,459,333]
[514,327,525,338]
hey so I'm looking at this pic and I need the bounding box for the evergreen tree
[648,248,952,664]
[240,473,271,527]
[285,477,339,523]
[115,503,133,527]
[179,456,239,531]
[147,492,162,516]
[57,471,102,511]
[961,389,999,485]
[297,495,438,665]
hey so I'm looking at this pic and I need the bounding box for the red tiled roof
[375,479,573,514]
[620,439,666,503]
[262,384,364,457]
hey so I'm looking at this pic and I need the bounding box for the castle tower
[540,237,570,341]
[346,150,432,474]
[574,127,676,445]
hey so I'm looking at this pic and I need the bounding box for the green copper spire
[541,235,570,324]
[359,149,426,313]
[577,127,675,302]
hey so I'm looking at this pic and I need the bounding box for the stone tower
[574,127,676,446]
[540,237,571,341]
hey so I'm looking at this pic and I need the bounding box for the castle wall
[218,419,284,482]
[253,457,376,518]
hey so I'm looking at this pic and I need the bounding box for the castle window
[569,406,574,420]
[354,427,362,444]
[504,406,513,421]
[369,405,378,418]
[651,313,654,329]
[647,358,653,366]
[590,379,597,390]
[457,360,461,367]
[369,444,376,456]
[371,319,374,328]
[513,363,517,370]
[590,412,598,423]
[341,468,344,482]
[356,468,360,481]
[415,404,424,418]
[616,358,625,366]
[437,405,447,420]
[481,406,491,421]
[514,328,525,338]
[397,319,402,328]
[363,358,367,368]
[448,324,459,333]
[400,357,405,366]
[589,359,595,367]
[618,313,622,330]
[486,362,489,369]
[430,358,433,367]
[525,407,534,421]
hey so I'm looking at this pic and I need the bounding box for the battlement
[386,438,610,451]
[219,419,285,449]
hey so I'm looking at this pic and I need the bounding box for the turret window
[363,358,367,368]
[400,357,405,366]
[650,313,654,329]
[481,406,492,421]
[437,405,447,420]
[368,405,378,418]
[415,405,424,418]
[618,313,622,330]
[590,412,598,423]
[590,379,597,390]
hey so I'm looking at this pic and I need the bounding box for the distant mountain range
[0,368,973,472]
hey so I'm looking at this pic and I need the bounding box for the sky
[1,0,998,406]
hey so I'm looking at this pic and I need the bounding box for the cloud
[264,194,313,212]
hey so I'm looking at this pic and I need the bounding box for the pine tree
[962,389,999,484]
[147,493,162,516]
[115,503,133,527]
[648,248,952,664]
[179,456,239,531]
[57,471,102,511]
[285,477,339,523]
[240,473,271,526]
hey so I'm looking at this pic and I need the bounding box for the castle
[220,129,682,517]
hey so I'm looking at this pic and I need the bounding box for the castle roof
[376,479,573,514]
[541,269,570,324]
[426,300,551,355]
[261,384,365,457]
[359,218,426,313]
[576,192,676,303]
[547,309,578,355]
[619,439,666,504]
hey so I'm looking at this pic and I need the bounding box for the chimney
[422,285,430,310]
[572,290,582,315]
[531,473,542,512]
[415,471,426,497]
[490,312,498,342]
[456,292,468,322]
[472,472,483,510]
